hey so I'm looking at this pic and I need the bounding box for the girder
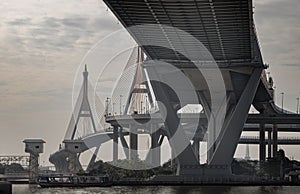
[104,0,262,65]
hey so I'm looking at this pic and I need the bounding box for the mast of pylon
[83,64,88,99]
[69,64,97,140]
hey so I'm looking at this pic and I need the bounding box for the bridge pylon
[49,65,100,173]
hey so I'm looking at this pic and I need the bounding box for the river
[12,184,300,194]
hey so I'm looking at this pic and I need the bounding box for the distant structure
[0,155,29,167]
[63,140,84,174]
[244,144,251,160]
[23,139,45,183]
[66,64,97,140]
[50,65,101,173]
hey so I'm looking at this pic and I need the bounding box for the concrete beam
[210,68,262,166]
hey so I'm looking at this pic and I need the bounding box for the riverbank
[11,184,300,194]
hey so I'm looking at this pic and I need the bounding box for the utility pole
[280,92,284,113]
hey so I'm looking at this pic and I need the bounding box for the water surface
[13,184,300,194]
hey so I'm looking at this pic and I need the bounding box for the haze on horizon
[0,0,300,165]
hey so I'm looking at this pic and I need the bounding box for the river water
[12,184,300,194]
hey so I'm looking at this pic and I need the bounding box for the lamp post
[105,97,111,115]
[145,95,148,113]
[297,97,299,114]
[280,92,284,113]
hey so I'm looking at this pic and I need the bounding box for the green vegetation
[88,149,300,181]
[87,159,176,180]
[231,159,257,176]
[0,163,26,174]
[232,149,300,179]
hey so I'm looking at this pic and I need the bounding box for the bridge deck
[104,0,260,65]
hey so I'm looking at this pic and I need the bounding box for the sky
[0,0,300,166]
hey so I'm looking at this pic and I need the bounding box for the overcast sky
[0,0,300,165]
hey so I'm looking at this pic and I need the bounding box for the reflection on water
[13,184,300,194]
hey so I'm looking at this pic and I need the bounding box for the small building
[63,140,84,153]
[23,139,45,154]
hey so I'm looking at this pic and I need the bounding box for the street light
[145,95,148,113]
[297,97,299,114]
[105,97,111,115]
[280,92,284,113]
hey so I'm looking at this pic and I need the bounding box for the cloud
[254,0,300,67]
[0,81,8,86]
[281,63,300,68]
[6,18,32,26]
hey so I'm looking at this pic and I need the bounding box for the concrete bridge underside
[50,0,300,178]
[101,0,291,176]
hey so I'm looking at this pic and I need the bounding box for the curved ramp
[49,131,114,172]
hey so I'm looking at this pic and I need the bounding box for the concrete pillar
[119,127,129,159]
[273,124,278,158]
[68,153,77,174]
[63,140,84,174]
[149,129,160,166]
[23,139,45,184]
[129,125,138,160]
[113,125,118,162]
[268,129,272,158]
[192,140,200,163]
[259,124,266,162]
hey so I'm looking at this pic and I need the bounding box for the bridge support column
[259,124,266,162]
[150,124,161,166]
[147,129,161,166]
[129,125,138,160]
[210,68,262,168]
[113,125,119,162]
[119,127,129,159]
[147,77,198,175]
[268,129,272,159]
[23,139,45,184]
[192,139,200,163]
[273,124,278,158]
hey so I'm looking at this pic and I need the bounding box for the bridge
[0,173,29,184]
[48,0,300,180]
